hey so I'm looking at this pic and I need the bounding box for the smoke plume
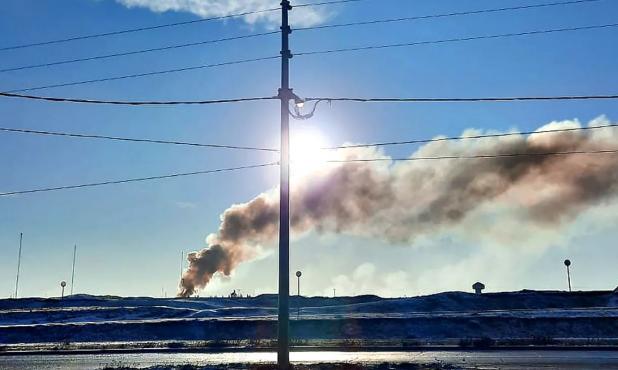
[179,116,618,297]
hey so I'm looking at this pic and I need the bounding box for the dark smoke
[179,117,618,297]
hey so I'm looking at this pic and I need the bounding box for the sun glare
[290,126,329,178]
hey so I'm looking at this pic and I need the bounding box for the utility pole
[70,244,77,295]
[278,0,292,368]
[14,233,23,299]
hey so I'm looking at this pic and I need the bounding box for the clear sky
[1,0,617,298]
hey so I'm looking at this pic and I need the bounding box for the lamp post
[60,281,66,299]
[296,271,302,320]
[564,259,572,292]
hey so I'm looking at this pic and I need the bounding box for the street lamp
[288,93,330,121]
[295,271,302,320]
[60,281,66,299]
[295,271,302,297]
[564,259,572,292]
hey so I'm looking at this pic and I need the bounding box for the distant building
[230,290,238,298]
[473,282,485,295]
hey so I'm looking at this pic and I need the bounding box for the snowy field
[1,290,618,346]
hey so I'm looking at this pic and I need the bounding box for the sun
[290,126,329,179]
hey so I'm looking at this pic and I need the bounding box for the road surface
[2,350,618,369]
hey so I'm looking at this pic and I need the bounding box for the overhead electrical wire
[0,9,280,52]
[295,23,618,57]
[295,0,605,32]
[0,92,278,106]
[5,150,617,197]
[1,0,600,73]
[6,22,615,93]
[327,149,618,164]
[3,55,280,93]
[2,123,614,154]
[0,0,367,52]
[2,91,618,106]
[0,162,278,197]
[0,32,279,73]
[0,127,279,152]
[325,123,618,150]
[306,94,618,103]
[295,0,368,7]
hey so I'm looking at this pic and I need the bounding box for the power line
[3,56,280,93]
[327,149,618,163]
[7,23,615,94]
[0,92,278,106]
[0,163,278,197]
[0,0,366,52]
[0,1,600,74]
[296,23,618,57]
[325,123,618,150]
[3,91,617,106]
[0,32,279,73]
[306,94,618,103]
[296,0,604,32]
[0,127,279,152]
[295,0,367,7]
[0,9,280,52]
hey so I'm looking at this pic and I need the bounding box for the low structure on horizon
[473,282,485,295]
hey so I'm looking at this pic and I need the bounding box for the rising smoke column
[179,116,618,297]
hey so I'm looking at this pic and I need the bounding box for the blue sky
[1,0,618,298]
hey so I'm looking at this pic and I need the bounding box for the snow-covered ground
[1,290,617,345]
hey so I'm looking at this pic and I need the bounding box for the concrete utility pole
[278,0,292,367]
[14,233,23,299]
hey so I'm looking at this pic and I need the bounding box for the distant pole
[180,251,184,279]
[296,271,302,320]
[70,244,77,295]
[278,0,292,368]
[333,288,336,298]
[564,259,572,292]
[14,233,23,299]
[60,281,66,299]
